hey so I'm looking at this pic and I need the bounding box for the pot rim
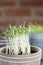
[0,45,42,59]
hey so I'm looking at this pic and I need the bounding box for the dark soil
[1,46,38,55]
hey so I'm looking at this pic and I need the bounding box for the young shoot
[4,25,30,55]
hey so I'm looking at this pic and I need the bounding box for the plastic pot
[0,45,42,65]
[30,33,43,59]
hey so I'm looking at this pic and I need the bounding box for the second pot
[30,33,43,59]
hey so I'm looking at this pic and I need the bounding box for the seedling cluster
[4,25,30,55]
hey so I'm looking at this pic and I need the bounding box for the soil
[1,47,38,55]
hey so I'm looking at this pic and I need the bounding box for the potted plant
[0,25,42,65]
[29,25,43,59]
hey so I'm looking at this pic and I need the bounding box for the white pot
[0,46,42,65]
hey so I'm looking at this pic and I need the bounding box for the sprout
[4,25,30,55]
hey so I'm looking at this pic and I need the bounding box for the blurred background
[0,0,43,33]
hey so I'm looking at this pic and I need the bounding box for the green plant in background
[3,25,30,55]
[29,25,43,33]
